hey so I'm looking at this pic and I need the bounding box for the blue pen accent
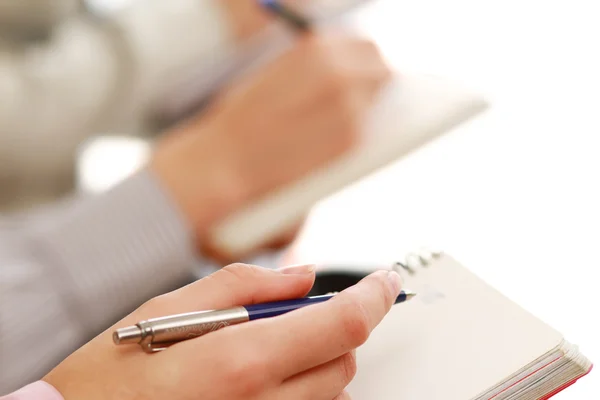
[114,289,416,352]
[258,0,311,31]
[244,291,415,321]
[245,295,332,320]
[259,0,276,7]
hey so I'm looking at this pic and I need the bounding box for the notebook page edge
[475,342,566,400]
[348,253,566,400]
[500,342,592,400]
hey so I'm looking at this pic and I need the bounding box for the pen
[259,0,312,32]
[113,290,416,353]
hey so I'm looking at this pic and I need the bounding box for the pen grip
[245,295,332,321]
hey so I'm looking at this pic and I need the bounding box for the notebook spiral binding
[392,248,443,277]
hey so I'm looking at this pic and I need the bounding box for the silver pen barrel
[113,306,249,352]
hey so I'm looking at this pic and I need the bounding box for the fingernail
[387,271,402,295]
[279,264,316,275]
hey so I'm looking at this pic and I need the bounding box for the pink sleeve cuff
[1,381,64,400]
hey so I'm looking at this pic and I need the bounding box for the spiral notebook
[322,251,593,400]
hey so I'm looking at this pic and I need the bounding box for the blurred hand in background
[153,34,391,262]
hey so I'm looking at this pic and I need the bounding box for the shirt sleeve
[0,169,198,393]
[0,381,63,400]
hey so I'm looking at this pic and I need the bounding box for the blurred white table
[290,0,600,397]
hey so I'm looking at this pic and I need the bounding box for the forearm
[0,170,197,393]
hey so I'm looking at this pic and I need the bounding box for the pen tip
[402,290,417,301]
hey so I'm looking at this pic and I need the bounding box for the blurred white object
[84,0,137,15]
[76,136,151,194]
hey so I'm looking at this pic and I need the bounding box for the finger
[239,270,401,379]
[291,35,389,104]
[323,37,391,86]
[349,51,392,104]
[277,351,357,400]
[334,390,352,400]
[334,39,392,102]
[126,263,316,323]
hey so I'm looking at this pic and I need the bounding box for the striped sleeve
[0,169,197,394]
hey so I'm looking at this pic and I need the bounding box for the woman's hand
[151,34,392,257]
[219,0,311,41]
[44,263,402,400]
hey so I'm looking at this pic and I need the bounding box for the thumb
[129,263,316,322]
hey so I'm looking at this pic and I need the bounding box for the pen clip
[138,326,174,353]
[140,334,171,353]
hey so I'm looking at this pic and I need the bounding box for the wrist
[150,120,250,243]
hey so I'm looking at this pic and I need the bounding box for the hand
[44,263,402,400]
[219,0,273,41]
[151,34,392,256]
[219,0,309,41]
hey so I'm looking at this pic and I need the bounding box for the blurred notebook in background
[154,0,490,256]
[315,250,593,399]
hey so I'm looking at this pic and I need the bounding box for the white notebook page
[346,255,564,400]
[211,74,487,254]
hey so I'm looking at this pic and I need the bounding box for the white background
[292,0,600,397]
